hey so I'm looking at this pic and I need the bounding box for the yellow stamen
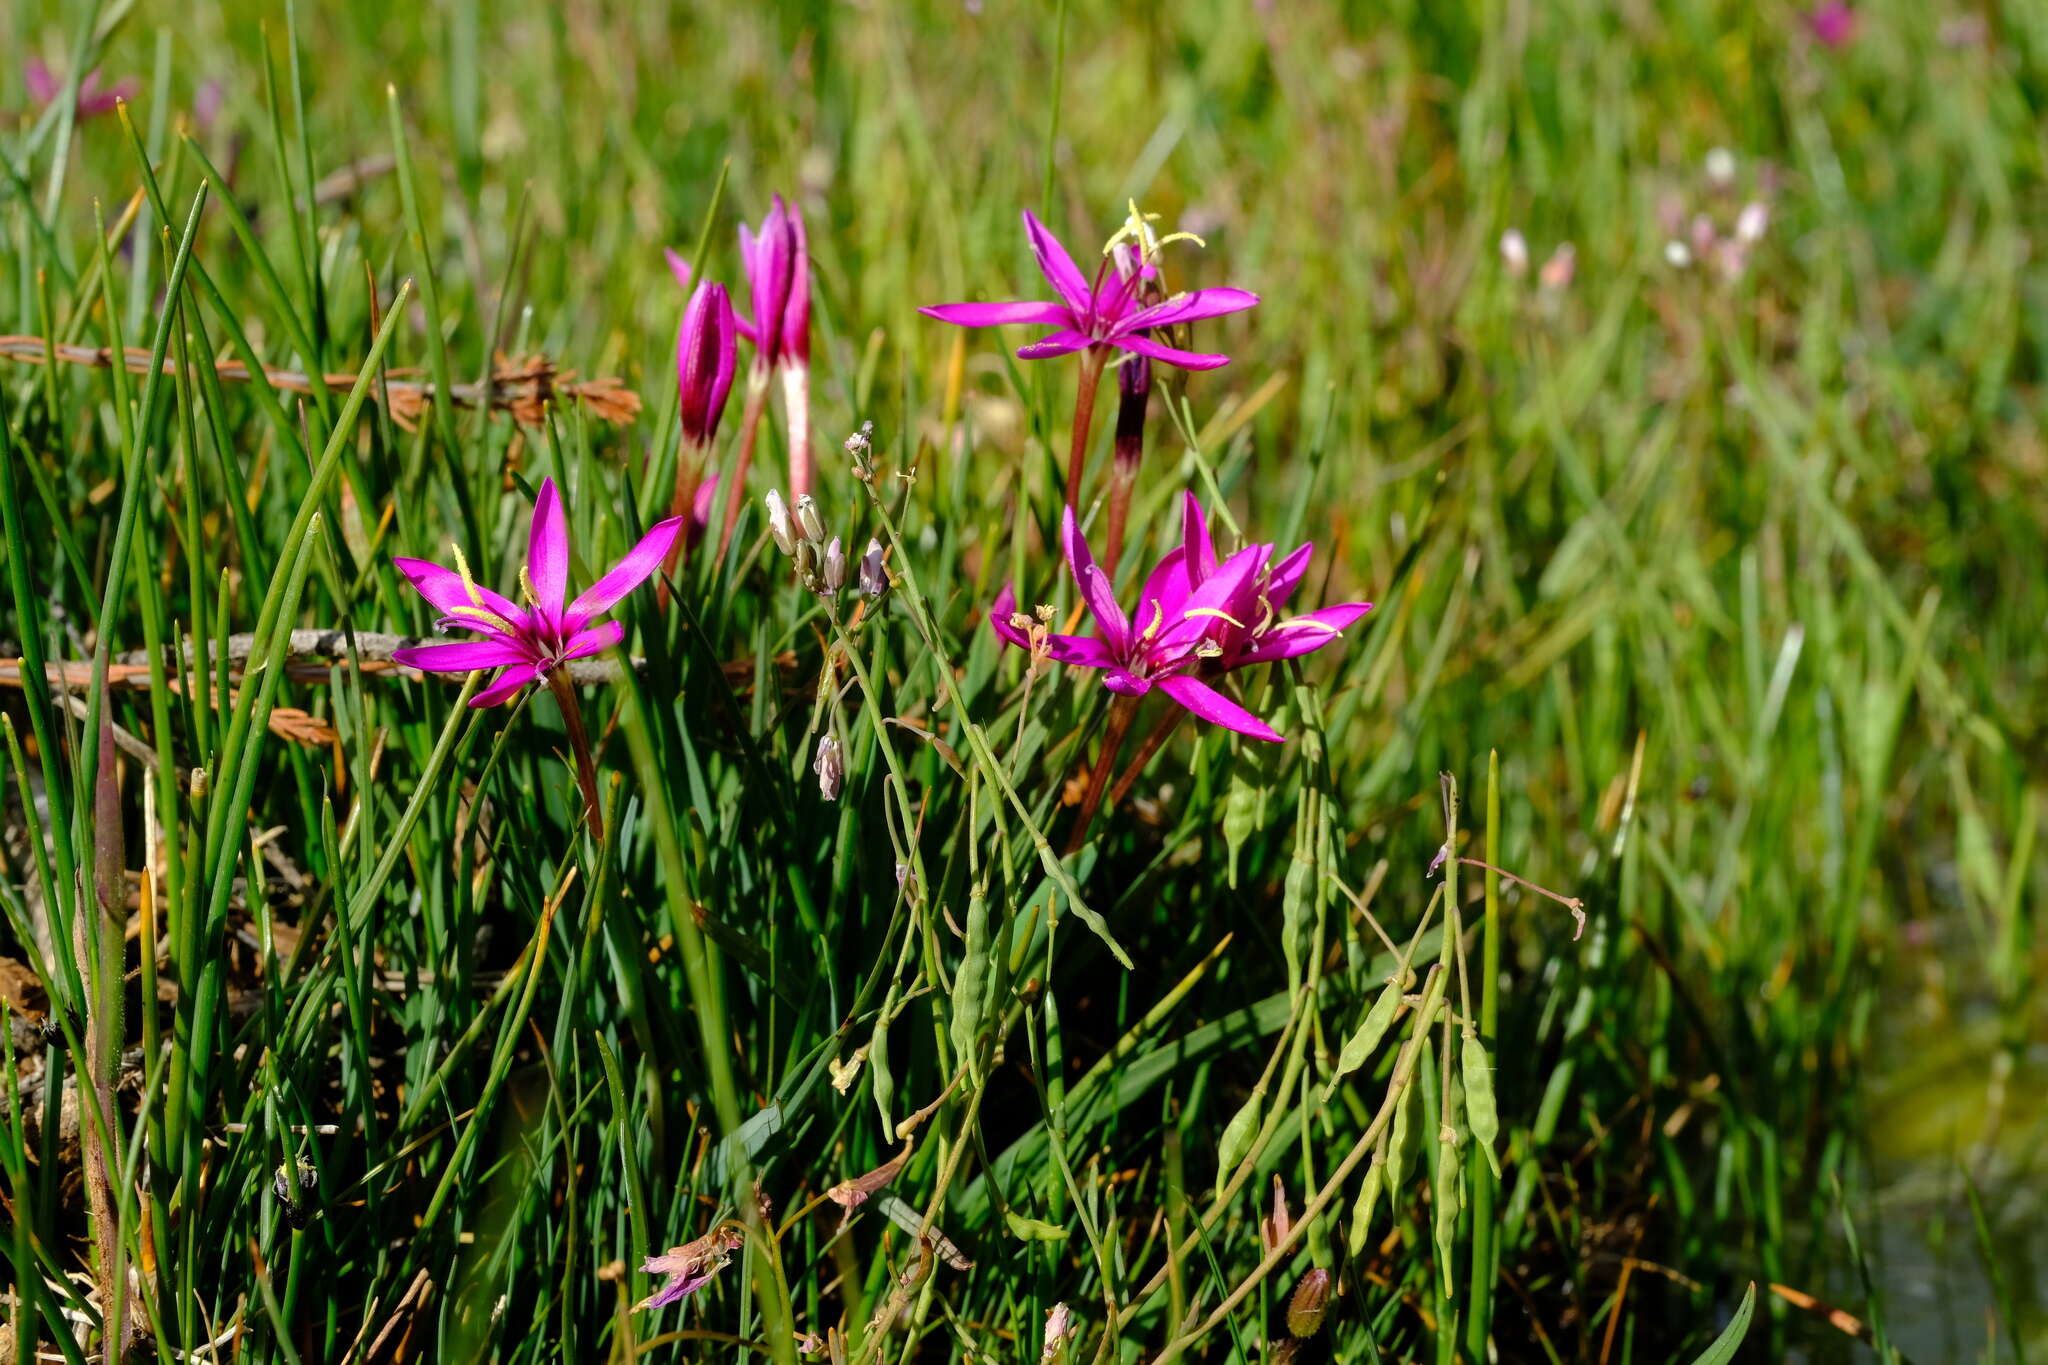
[1182,606,1246,628]
[448,603,521,637]
[1140,599,1164,641]
[450,543,487,609]
[1102,198,1206,266]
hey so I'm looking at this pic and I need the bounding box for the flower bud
[676,280,737,448]
[857,538,887,596]
[765,490,795,556]
[1040,1302,1074,1362]
[822,537,846,593]
[1286,1268,1332,1339]
[1734,200,1769,245]
[814,734,843,801]
[1704,146,1737,189]
[1498,227,1529,277]
[1663,240,1694,269]
[845,420,875,480]
[794,494,826,545]
[1538,242,1576,291]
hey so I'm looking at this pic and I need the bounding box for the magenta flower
[990,496,1369,742]
[1808,0,1857,46]
[667,194,815,499]
[24,59,136,120]
[676,280,737,449]
[664,195,809,369]
[921,210,1258,371]
[392,478,682,708]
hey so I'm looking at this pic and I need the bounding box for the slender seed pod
[1462,1028,1502,1179]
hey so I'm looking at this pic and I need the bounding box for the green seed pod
[1433,1150,1463,1297]
[1462,1029,1502,1179]
[1215,1090,1263,1194]
[1222,769,1263,890]
[949,883,992,1077]
[1347,1139,1387,1256]
[869,1013,895,1131]
[1385,1070,1416,1196]
[1331,976,1405,1089]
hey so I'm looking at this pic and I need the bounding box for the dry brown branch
[0,338,640,430]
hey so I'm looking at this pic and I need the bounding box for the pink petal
[392,640,530,673]
[989,585,1032,651]
[1237,603,1373,665]
[1118,288,1261,332]
[1135,546,1192,632]
[527,479,570,622]
[1264,542,1314,609]
[664,247,693,292]
[1017,329,1095,361]
[1154,543,1271,656]
[1157,674,1282,742]
[1181,492,1217,585]
[919,301,1073,328]
[1045,634,1119,668]
[1102,670,1152,697]
[1061,505,1129,654]
[1111,332,1231,371]
[1022,210,1095,316]
[560,619,627,662]
[781,200,810,365]
[471,662,541,708]
[563,517,684,631]
[394,556,523,624]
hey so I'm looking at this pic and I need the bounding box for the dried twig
[0,339,641,430]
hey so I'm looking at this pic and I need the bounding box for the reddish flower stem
[656,435,706,609]
[1108,705,1182,811]
[1065,692,1138,855]
[1063,348,1108,511]
[717,369,773,560]
[548,669,606,838]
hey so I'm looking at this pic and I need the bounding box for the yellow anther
[1139,600,1164,640]
[517,566,541,608]
[448,603,521,637]
[1182,606,1246,629]
[450,543,487,609]
[1102,198,1206,265]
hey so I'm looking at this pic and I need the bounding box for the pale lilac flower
[393,478,682,707]
[634,1224,746,1312]
[857,538,887,596]
[23,59,135,120]
[1041,1303,1075,1362]
[920,210,1258,371]
[988,494,1370,742]
[814,734,843,800]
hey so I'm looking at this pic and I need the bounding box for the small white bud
[1498,228,1529,277]
[794,494,826,545]
[765,490,795,556]
[1704,146,1737,188]
[1663,240,1694,269]
[813,734,843,801]
[822,537,846,593]
[1734,200,1769,244]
